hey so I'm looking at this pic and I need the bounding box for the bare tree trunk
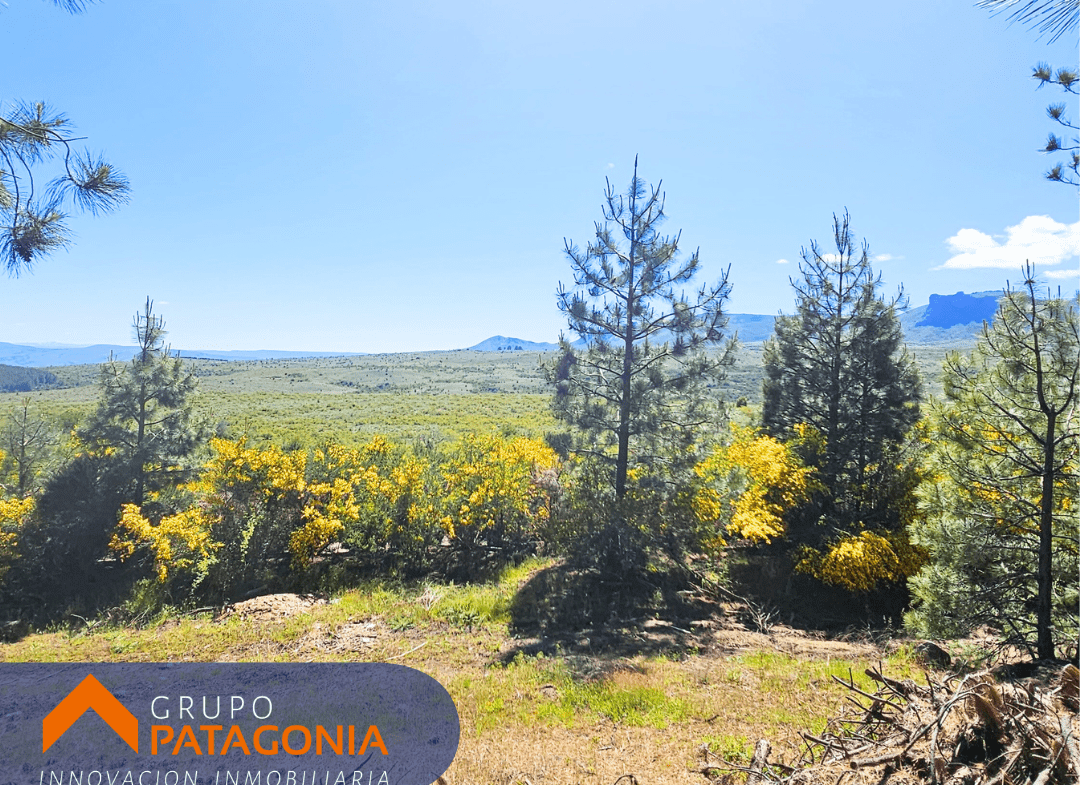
[1037,410,1056,660]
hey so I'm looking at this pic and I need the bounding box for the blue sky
[0,0,1076,353]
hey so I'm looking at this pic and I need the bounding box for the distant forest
[0,366,58,393]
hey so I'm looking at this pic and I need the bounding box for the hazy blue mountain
[0,292,1008,369]
[727,314,777,342]
[0,343,138,367]
[467,336,563,352]
[915,290,1001,328]
[469,314,779,352]
[899,290,1002,343]
[0,343,362,367]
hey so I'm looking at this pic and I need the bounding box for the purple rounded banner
[0,663,459,785]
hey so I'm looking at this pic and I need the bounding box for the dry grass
[0,563,932,785]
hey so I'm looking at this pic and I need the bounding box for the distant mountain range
[0,344,360,368]
[466,314,785,350]
[464,294,1003,351]
[0,291,1005,369]
[465,336,570,352]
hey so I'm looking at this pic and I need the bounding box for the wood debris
[700,663,1079,785]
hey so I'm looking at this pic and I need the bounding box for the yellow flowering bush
[290,437,434,571]
[289,477,355,566]
[693,425,814,547]
[0,495,34,583]
[197,437,307,498]
[795,529,926,592]
[105,432,564,596]
[111,503,218,582]
[438,433,560,552]
[108,437,310,598]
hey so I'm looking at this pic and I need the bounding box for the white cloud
[1045,266,1079,280]
[606,163,615,169]
[874,253,898,262]
[776,258,790,264]
[939,216,1080,271]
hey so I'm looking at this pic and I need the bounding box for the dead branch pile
[700,662,1079,785]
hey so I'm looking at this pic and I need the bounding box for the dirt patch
[449,723,710,785]
[220,593,327,623]
[500,616,886,666]
[329,619,382,652]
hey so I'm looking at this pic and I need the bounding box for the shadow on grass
[723,548,910,634]
[500,558,719,662]
[499,545,912,664]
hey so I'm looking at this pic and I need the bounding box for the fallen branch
[708,662,1079,785]
[385,640,429,661]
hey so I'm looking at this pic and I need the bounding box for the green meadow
[1,340,968,447]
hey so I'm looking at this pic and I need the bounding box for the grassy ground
[0,560,927,785]
[0,339,968,451]
[0,387,560,448]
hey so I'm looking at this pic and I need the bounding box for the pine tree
[1,3,127,274]
[551,157,734,507]
[0,101,129,274]
[978,0,1078,44]
[1,397,59,496]
[79,298,206,506]
[908,267,1079,659]
[978,0,1080,185]
[13,301,206,614]
[542,159,734,620]
[762,211,921,562]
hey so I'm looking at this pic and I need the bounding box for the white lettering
[202,696,221,720]
[151,696,169,720]
[252,696,272,720]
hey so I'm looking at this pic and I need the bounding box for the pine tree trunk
[616,333,632,499]
[135,380,147,506]
[615,169,639,501]
[1037,410,1056,660]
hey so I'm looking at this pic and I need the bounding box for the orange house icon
[42,674,139,753]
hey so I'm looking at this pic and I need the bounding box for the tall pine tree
[550,158,734,571]
[553,158,734,496]
[18,300,207,614]
[762,212,921,582]
[908,268,1078,659]
[79,298,206,507]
